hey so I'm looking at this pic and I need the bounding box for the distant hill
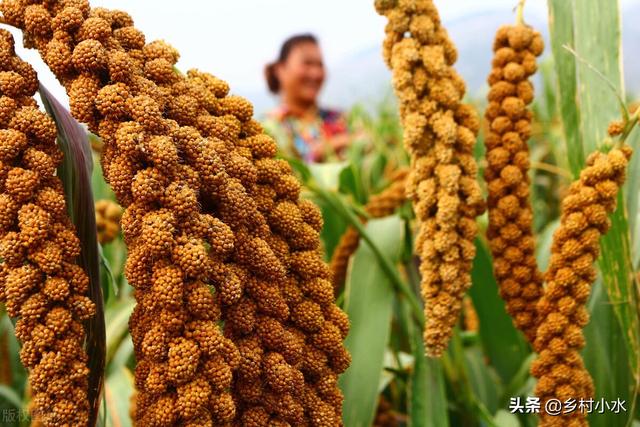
[252,5,640,115]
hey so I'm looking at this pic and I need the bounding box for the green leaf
[285,156,312,182]
[99,245,118,302]
[307,192,348,260]
[90,151,116,203]
[0,310,26,394]
[468,240,529,384]
[308,161,350,191]
[39,84,106,427]
[101,367,134,427]
[105,299,135,367]
[535,219,559,272]
[110,337,134,373]
[339,163,366,205]
[340,216,405,427]
[464,345,502,415]
[547,0,583,176]
[626,124,640,269]
[500,354,535,409]
[313,188,424,323]
[583,280,633,427]
[572,1,623,155]
[380,350,414,393]
[403,291,448,427]
[410,338,448,427]
[0,385,22,409]
[493,410,520,427]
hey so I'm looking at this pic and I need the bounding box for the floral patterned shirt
[262,106,349,163]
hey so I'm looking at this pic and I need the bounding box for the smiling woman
[262,34,351,163]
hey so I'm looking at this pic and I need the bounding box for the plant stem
[620,108,640,144]
[530,160,573,180]
[516,0,526,25]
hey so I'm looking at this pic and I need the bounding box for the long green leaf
[572,2,622,155]
[0,309,26,395]
[308,161,350,192]
[410,338,448,427]
[101,367,134,427]
[468,240,528,384]
[105,300,135,367]
[405,295,448,427]
[535,219,559,272]
[0,385,21,410]
[627,124,640,269]
[340,216,405,427]
[39,84,105,427]
[630,133,640,269]
[463,346,501,415]
[583,280,632,427]
[547,0,583,176]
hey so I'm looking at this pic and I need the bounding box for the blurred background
[5,0,640,114]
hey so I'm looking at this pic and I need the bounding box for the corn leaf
[39,84,105,427]
[340,216,405,427]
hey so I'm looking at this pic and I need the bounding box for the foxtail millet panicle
[0,29,94,426]
[484,23,545,343]
[3,0,350,423]
[530,145,632,426]
[95,198,122,244]
[376,0,486,357]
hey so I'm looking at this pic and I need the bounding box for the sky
[2,0,637,109]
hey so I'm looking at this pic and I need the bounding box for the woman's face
[277,42,325,105]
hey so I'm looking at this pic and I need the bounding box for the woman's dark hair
[265,33,318,94]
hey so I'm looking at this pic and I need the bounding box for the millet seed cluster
[94,198,121,244]
[531,145,632,426]
[0,29,95,426]
[484,24,545,343]
[375,0,486,357]
[330,167,409,289]
[0,0,350,424]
